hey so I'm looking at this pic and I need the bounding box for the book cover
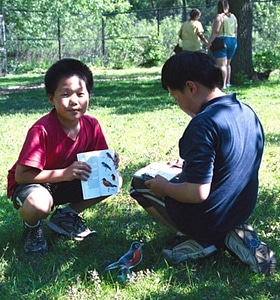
[77,149,119,200]
[132,162,181,181]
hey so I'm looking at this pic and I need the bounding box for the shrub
[107,38,139,69]
[253,50,280,79]
[232,71,250,86]
[140,35,164,67]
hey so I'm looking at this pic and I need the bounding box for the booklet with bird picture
[132,162,181,181]
[77,149,119,200]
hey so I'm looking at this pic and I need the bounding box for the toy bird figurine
[105,241,144,280]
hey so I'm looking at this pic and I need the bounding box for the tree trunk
[229,0,256,83]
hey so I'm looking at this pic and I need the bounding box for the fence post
[156,9,160,35]
[57,16,61,60]
[182,1,187,22]
[101,17,105,57]
[0,7,8,74]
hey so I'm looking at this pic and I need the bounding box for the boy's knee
[25,191,53,213]
[130,188,151,209]
[12,183,53,213]
[130,178,164,209]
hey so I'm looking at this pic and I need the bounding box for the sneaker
[47,209,97,241]
[162,235,217,265]
[23,220,48,254]
[224,223,276,275]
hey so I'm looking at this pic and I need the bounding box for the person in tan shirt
[178,8,208,52]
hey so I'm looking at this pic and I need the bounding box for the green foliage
[106,38,137,69]
[104,12,139,69]
[252,1,280,53]
[3,0,132,71]
[128,0,198,10]
[104,12,166,69]
[160,15,182,57]
[232,71,250,86]
[7,60,50,74]
[3,0,280,75]
[253,50,280,79]
[3,0,131,17]
[140,35,164,67]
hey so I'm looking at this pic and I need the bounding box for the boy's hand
[66,161,92,181]
[144,175,168,198]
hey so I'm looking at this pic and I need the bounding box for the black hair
[44,58,94,96]
[217,0,229,14]
[189,8,201,20]
[161,51,223,91]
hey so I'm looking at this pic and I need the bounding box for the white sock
[176,231,186,237]
[24,221,40,228]
[60,205,78,215]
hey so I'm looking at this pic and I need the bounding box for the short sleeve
[17,126,47,170]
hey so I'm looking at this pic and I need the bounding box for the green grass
[0,69,280,299]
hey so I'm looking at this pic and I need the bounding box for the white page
[133,162,181,181]
[77,149,119,200]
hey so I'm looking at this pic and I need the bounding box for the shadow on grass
[0,76,174,117]
[92,78,172,115]
[0,74,45,88]
[0,192,170,297]
[265,132,280,147]
[0,88,50,115]
[1,168,279,298]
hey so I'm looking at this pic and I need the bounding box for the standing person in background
[208,0,238,89]
[178,8,208,52]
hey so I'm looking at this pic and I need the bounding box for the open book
[77,149,119,200]
[132,162,181,181]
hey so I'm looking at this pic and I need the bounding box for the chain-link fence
[1,1,280,73]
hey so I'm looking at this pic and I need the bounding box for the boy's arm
[208,14,222,45]
[145,175,211,204]
[15,162,92,184]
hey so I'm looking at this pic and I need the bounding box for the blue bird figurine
[105,241,144,280]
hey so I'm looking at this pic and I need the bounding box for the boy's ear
[48,95,54,105]
[185,81,197,94]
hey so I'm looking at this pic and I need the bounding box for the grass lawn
[0,68,280,299]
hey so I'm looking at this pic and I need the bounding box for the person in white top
[208,0,238,89]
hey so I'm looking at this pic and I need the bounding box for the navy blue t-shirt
[165,93,264,242]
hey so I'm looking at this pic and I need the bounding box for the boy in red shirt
[7,58,120,253]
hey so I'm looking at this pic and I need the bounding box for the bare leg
[227,59,232,85]
[215,57,227,88]
[69,196,107,213]
[19,188,53,225]
[130,177,184,235]
[145,207,179,233]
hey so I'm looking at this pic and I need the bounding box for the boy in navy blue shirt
[130,51,276,275]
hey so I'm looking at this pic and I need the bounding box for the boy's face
[168,85,194,117]
[49,75,90,124]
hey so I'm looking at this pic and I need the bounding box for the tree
[229,0,256,82]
